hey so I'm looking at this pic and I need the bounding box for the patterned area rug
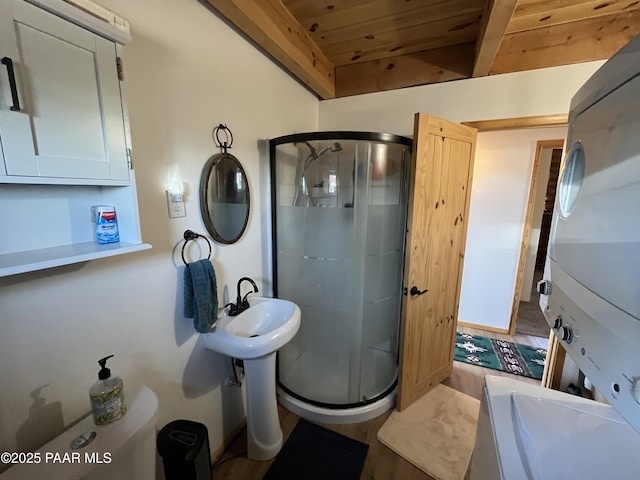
[454,332,547,380]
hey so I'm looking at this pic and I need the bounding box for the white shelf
[0,2,146,278]
[0,241,152,277]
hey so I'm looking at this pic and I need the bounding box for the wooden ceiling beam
[462,114,568,132]
[472,0,518,78]
[206,0,336,99]
[492,10,640,75]
[507,0,640,34]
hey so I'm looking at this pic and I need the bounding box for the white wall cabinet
[0,0,150,276]
[0,0,130,184]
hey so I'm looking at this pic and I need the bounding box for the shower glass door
[271,133,410,407]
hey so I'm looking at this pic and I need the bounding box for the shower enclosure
[269,132,412,422]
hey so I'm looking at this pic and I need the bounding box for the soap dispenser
[89,355,126,426]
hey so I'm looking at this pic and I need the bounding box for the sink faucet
[227,277,259,316]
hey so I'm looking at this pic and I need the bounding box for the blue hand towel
[184,259,218,333]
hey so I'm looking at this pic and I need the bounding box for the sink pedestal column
[243,352,283,461]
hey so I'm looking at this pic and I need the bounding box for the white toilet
[0,385,158,480]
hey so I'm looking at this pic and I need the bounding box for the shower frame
[269,131,412,411]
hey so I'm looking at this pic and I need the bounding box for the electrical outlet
[166,191,186,218]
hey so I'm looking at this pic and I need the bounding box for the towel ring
[181,230,212,265]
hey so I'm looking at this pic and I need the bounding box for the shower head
[293,141,343,207]
[296,141,342,161]
[317,142,342,157]
[298,141,342,168]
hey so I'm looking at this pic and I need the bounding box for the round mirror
[199,152,250,244]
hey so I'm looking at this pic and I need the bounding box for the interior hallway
[211,326,546,479]
[515,269,551,338]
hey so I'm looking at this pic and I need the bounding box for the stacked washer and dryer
[470,35,640,479]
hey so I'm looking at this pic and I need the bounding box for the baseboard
[457,321,510,334]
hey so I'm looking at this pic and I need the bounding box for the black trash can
[157,420,212,480]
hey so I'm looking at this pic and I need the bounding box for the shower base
[277,349,397,424]
[277,387,396,425]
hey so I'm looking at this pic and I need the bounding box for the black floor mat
[262,418,369,480]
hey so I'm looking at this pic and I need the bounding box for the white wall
[319,61,604,136]
[0,0,318,469]
[458,127,567,331]
[318,63,602,332]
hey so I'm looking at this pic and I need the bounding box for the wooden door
[397,113,477,411]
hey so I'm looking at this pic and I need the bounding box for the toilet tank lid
[0,385,158,480]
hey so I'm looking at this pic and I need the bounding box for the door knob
[410,286,428,296]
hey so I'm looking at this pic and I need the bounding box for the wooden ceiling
[205,0,640,99]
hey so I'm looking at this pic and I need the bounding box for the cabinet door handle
[1,57,21,112]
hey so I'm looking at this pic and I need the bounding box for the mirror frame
[199,152,250,244]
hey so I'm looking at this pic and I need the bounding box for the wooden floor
[515,269,551,339]
[211,326,548,480]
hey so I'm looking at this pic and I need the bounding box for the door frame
[459,114,569,385]
[462,113,568,132]
[507,139,565,334]
[461,114,568,335]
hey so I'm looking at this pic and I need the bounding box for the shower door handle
[409,286,428,296]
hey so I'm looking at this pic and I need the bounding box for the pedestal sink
[202,296,300,461]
